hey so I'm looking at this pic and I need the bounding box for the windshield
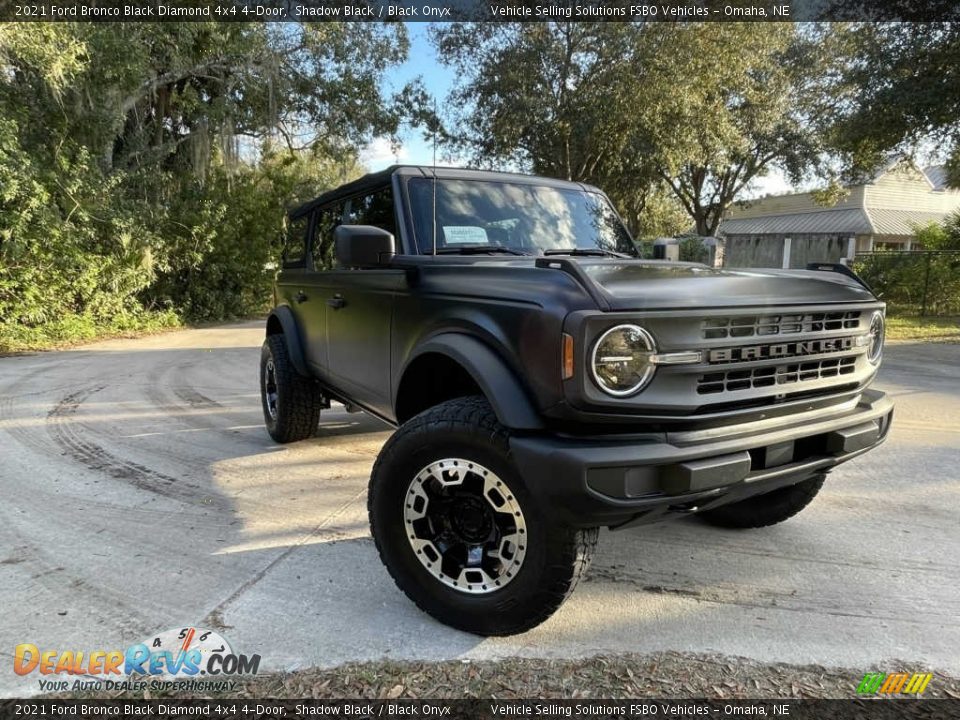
[407,178,637,256]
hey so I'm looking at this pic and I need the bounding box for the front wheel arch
[394,334,544,431]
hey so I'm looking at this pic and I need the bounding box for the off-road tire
[368,396,598,636]
[698,474,826,529]
[260,334,323,443]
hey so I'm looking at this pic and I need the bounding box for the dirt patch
[52,652,960,700]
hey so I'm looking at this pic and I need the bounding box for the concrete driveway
[1,321,957,696]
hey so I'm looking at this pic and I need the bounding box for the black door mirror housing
[334,225,396,268]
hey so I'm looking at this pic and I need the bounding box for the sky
[360,24,455,169]
[361,23,796,200]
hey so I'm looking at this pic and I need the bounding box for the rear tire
[368,396,597,636]
[260,334,323,443]
[698,474,826,529]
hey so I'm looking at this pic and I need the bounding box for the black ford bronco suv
[261,166,892,636]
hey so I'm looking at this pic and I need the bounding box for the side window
[283,214,309,268]
[346,187,396,237]
[312,203,344,271]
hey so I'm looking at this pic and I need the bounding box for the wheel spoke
[263,360,279,420]
[404,482,430,521]
[404,458,527,595]
[456,566,498,592]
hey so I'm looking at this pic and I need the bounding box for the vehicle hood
[575,260,877,310]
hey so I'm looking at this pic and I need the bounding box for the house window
[874,240,907,251]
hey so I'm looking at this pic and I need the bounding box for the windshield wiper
[435,245,529,256]
[544,248,632,258]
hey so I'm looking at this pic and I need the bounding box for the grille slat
[698,356,857,395]
[703,311,861,340]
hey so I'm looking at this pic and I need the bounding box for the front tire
[260,334,323,443]
[698,474,826,529]
[368,397,597,636]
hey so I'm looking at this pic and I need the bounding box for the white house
[718,161,960,268]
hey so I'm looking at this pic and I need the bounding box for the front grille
[702,311,862,340]
[704,335,861,365]
[698,356,857,395]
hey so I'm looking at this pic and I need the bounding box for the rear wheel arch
[395,335,544,431]
[265,305,309,377]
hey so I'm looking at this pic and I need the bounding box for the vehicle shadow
[0,340,480,695]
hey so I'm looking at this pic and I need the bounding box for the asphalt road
[1,321,958,696]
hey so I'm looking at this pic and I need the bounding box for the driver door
[316,187,404,416]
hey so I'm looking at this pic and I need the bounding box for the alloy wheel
[403,458,527,594]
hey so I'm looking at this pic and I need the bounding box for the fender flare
[266,306,309,377]
[402,334,545,431]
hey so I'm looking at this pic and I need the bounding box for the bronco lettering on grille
[708,336,857,363]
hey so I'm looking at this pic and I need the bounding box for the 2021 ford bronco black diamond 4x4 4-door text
[260,166,892,636]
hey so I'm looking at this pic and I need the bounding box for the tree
[434,22,834,237]
[0,23,414,349]
[625,23,831,236]
[2,23,412,176]
[432,22,682,238]
[820,23,960,187]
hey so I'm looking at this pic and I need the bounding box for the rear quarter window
[283,214,310,268]
[346,187,397,237]
[312,203,345,270]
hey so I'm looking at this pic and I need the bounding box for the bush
[852,215,960,317]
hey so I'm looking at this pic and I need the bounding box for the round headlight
[867,311,884,365]
[590,324,656,396]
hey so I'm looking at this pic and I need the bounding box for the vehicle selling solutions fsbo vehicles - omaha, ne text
[259,166,892,635]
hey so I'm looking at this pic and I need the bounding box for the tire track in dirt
[0,360,88,457]
[46,385,232,512]
[0,515,153,632]
[137,360,304,516]
[142,358,255,437]
[174,387,223,409]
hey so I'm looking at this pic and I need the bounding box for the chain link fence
[852,251,960,317]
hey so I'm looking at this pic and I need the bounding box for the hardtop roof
[288,165,602,218]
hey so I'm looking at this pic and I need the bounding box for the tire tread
[261,334,323,443]
[369,396,597,636]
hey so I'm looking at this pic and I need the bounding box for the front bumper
[510,389,893,528]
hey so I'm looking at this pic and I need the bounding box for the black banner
[1,0,960,23]
[2,700,960,720]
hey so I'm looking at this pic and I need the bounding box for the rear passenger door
[320,187,405,416]
[277,212,323,368]
[294,202,344,375]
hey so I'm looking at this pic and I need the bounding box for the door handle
[327,295,346,310]
[295,291,308,304]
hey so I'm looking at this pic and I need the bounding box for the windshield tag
[442,226,489,245]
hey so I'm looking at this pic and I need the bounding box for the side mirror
[334,225,395,268]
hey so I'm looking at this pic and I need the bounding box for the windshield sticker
[443,226,489,245]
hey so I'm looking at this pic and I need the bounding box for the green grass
[0,309,181,354]
[886,315,960,343]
